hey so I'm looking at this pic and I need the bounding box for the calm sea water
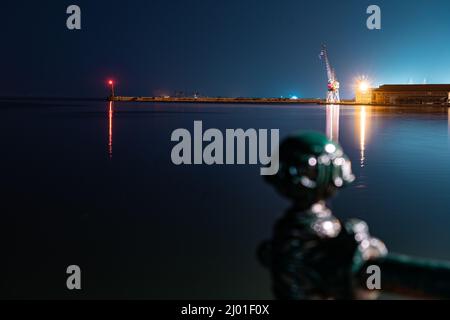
[1,100,450,299]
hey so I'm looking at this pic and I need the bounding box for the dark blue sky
[2,0,450,98]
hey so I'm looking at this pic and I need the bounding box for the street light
[358,80,369,93]
[108,80,115,97]
[355,77,373,104]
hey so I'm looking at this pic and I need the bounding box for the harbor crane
[319,45,340,103]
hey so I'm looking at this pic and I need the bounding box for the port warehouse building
[356,84,450,104]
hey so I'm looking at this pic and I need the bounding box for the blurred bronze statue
[259,132,450,299]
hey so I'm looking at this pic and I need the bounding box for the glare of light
[334,177,343,187]
[333,157,345,166]
[313,219,341,238]
[290,95,298,100]
[308,157,317,167]
[322,221,334,232]
[108,80,113,85]
[360,239,370,250]
[355,75,372,95]
[311,203,323,213]
[358,81,369,93]
[325,143,336,154]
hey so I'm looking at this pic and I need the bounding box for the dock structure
[108,95,450,108]
[109,96,323,104]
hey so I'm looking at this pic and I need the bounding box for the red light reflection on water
[108,101,113,158]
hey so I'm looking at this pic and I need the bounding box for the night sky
[2,0,450,99]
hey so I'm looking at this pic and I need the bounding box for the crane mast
[320,45,340,103]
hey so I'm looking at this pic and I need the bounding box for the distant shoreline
[0,96,104,102]
[109,96,450,109]
[1,96,449,110]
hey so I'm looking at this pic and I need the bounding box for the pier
[108,96,450,108]
[109,96,323,104]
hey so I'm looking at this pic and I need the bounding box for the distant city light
[107,80,115,97]
[355,75,372,94]
[290,95,299,100]
[358,81,369,93]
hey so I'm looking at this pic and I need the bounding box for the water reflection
[448,108,450,139]
[352,106,370,168]
[108,101,113,158]
[359,106,367,167]
[326,104,340,142]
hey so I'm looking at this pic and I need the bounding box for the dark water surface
[1,100,450,299]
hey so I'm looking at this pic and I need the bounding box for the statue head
[266,132,354,207]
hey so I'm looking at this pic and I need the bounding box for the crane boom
[319,45,340,103]
[320,45,334,82]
